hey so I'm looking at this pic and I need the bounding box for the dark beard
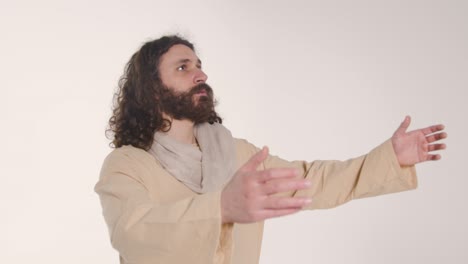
[160,83,222,124]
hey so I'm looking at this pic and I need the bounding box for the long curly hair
[107,35,220,150]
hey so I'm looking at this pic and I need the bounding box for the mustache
[189,83,213,94]
[159,82,214,99]
[188,83,213,95]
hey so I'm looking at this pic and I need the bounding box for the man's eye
[177,65,186,71]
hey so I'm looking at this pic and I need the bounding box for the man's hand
[392,116,447,166]
[221,147,312,224]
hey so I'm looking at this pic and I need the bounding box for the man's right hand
[221,147,312,224]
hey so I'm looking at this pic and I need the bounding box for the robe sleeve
[94,148,228,264]
[237,139,418,209]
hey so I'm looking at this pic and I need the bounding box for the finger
[428,143,446,152]
[256,168,299,183]
[421,124,445,135]
[241,146,269,172]
[395,115,411,135]
[261,178,311,195]
[257,208,302,220]
[426,132,447,143]
[262,196,312,209]
[427,154,441,161]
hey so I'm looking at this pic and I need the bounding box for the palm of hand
[391,116,446,166]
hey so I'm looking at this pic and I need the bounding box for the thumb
[395,115,411,135]
[241,146,269,172]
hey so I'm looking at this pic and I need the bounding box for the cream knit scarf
[148,122,237,194]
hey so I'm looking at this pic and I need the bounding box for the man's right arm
[95,148,228,264]
[221,146,312,224]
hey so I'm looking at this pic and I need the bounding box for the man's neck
[165,118,196,145]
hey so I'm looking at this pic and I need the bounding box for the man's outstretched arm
[222,116,447,221]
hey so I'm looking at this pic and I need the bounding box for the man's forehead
[161,44,201,65]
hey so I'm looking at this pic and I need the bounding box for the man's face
[158,44,208,95]
[157,44,216,123]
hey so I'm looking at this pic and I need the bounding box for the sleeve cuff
[354,139,418,199]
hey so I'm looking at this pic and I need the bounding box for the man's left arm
[262,139,416,209]
[237,116,447,210]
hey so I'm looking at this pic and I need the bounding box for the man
[95,35,447,264]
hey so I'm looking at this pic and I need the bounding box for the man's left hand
[391,116,447,166]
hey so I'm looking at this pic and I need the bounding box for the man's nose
[194,69,208,84]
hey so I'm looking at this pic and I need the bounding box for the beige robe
[95,138,417,264]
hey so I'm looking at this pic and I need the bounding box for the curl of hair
[107,36,194,150]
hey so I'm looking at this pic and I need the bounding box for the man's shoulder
[104,145,151,161]
[233,137,253,147]
[233,137,260,156]
[101,145,157,175]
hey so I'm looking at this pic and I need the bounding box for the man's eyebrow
[175,58,202,65]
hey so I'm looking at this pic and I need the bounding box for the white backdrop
[1,0,467,263]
